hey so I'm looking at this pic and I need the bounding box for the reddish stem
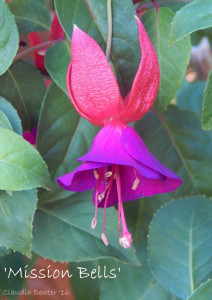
[13,38,65,63]
[151,0,159,12]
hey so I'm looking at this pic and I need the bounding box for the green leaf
[170,0,212,44]
[70,241,179,300]
[0,60,46,131]
[202,70,212,130]
[176,80,205,114]
[188,279,212,300]
[0,128,51,191]
[45,41,70,95]
[0,97,22,135]
[99,241,152,300]
[135,108,212,198]
[55,0,140,96]
[32,192,139,264]
[0,190,37,256]
[0,247,11,257]
[0,111,13,131]
[99,241,177,300]
[139,0,190,12]
[8,0,51,35]
[148,196,212,299]
[0,252,25,299]
[37,83,99,203]
[139,282,180,300]
[0,0,19,75]
[70,260,101,300]
[141,8,191,112]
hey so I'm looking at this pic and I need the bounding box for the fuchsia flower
[28,12,64,71]
[57,17,182,249]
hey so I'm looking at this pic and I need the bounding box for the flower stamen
[98,193,105,201]
[105,171,112,178]
[98,174,111,202]
[132,178,140,190]
[94,169,99,179]
[132,168,140,190]
[91,168,104,229]
[101,233,109,246]
[91,217,97,229]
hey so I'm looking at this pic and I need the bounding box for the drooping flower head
[57,17,182,249]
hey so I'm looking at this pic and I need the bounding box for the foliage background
[0,0,212,299]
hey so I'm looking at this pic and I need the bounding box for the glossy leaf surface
[0,60,46,131]
[0,128,51,191]
[0,0,19,75]
[45,41,70,95]
[170,0,212,44]
[149,196,212,299]
[0,97,22,135]
[8,0,51,35]
[0,190,37,256]
[202,70,212,130]
[142,8,191,112]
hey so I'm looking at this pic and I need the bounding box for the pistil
[116,165,132,249]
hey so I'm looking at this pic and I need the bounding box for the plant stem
[106,0,112,61]
[13,38,65,63]
[152,0,159,12]
[138,0,192,9]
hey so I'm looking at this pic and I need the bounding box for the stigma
[91,165,132,249]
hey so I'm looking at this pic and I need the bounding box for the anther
[105,171,112,178]
[101,233,109,246]
[91,218,97,229]
[132,178,140,190]
[98,193,105,201]
[132,168,140,190]
[94,170,99,179]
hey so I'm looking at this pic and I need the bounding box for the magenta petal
[79,121,130,164]
[120,165,182,202]
[23,127,37,145]
[121,126,182,181]
[79,121,163,180]
[57,161,107,192]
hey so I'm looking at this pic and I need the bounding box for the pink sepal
[67,26,122,126]
[120,17,160,123]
